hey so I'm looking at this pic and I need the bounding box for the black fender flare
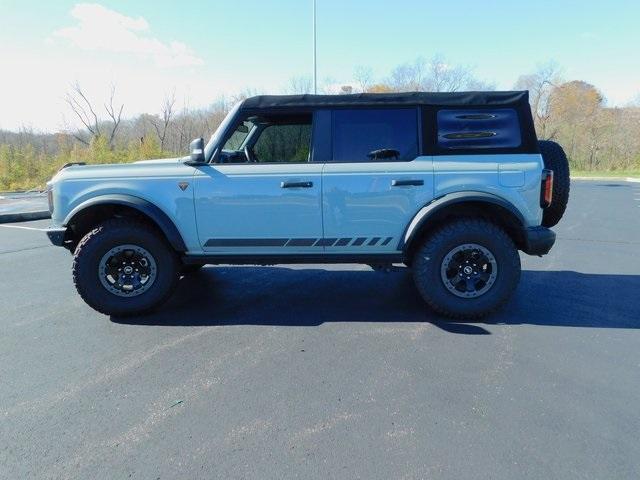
[64,194,187,252]
[399,191,526,252]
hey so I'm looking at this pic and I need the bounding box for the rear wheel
[412,219,521,319]
[72,218,179,316]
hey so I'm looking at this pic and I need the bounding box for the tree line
[1,56,638,190]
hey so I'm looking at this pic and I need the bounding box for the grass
[571,170,640,178]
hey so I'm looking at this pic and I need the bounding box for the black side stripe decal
[205,238,288,247]
[204,237,394,248]
[316,238,338,247]
[285,238,317,247]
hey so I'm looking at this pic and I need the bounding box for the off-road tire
[72,218,179,316]
[539,140,570,227]
[412,218,521,319]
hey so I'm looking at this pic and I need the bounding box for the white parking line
[0,224,48,231]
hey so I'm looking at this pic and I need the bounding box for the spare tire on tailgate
[538,140,570,227]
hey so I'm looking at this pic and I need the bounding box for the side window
[437,109,521,150]
[253,123,312,163]
[223,120,253,150]
[332,108,418,162]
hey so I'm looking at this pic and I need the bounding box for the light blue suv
[46,91,569,318]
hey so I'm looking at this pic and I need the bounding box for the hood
[49,157,192,183]
[133,157,185,165]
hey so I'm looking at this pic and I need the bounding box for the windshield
[204,102,241,161]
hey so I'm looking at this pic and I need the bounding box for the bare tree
[65,82,100,145]
[149,90,176,152]
[514,61,562,139]
[232,87,262,104]
[387,55,486,93]
[426,55,472,92]
[319,77,339,94]
[286,76,313,94]
[176,106,194,153]
[353,66,374,93]
[64,82,124,148]
[104,84,124,148]
[389,57,426,91]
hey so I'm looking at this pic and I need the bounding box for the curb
[0,211,51,224]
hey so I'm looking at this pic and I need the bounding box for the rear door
[320,107,433,253]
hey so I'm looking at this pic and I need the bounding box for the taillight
[541,169,553,208]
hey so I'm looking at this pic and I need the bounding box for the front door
[194,112,323,254]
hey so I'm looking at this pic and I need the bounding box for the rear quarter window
[437,109,521,150]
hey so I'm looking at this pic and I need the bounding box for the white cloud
[53,3,204,68]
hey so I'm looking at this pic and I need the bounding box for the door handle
[281,181,313,188]
[391,179,424,187]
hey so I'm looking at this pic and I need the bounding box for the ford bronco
[45,91,569,318]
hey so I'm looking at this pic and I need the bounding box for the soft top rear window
[437,108,521,150]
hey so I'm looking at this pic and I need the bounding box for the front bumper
[45,227,67,247]
[521,226,556,256]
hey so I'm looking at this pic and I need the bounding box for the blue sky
[1,0,638,131]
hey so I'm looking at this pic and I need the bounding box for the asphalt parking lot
[0,191,48,217]
[1,180,639,480]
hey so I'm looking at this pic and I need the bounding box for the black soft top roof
[240,91,529,110]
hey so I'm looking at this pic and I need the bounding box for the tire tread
[72,217,179,316]
[413,218,521,319]
[539,140,570,227]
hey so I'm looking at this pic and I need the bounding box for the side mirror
[187,138,205,164]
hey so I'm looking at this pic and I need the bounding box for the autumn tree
[366,83,394,93]
[548,81,603,165]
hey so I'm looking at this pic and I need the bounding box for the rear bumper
[521,226,556,256]
[45,227,67,247]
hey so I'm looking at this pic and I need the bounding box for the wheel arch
[401,192,526,264]
[63,194,187,252]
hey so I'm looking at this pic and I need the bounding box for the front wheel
[72,218,180,316]
[412,219,521,319]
